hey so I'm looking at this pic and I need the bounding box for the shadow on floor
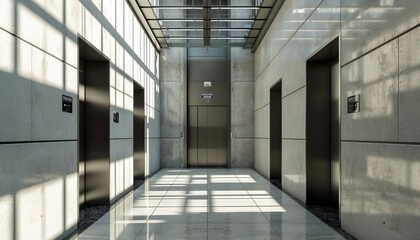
[271,179,357,240]
[65,179,144,240]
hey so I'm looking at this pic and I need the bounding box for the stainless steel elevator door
[188,106,198,167]
[197,106,208,166]
[188,106,227,167]
[207,106,227,167]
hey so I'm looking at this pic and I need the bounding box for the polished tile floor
[76,168,345,240]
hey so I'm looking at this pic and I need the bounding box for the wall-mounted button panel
[62,95,72,113]
[347,94,360,114]
[113,112,119,123]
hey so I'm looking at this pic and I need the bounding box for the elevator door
[188,106,227,167]
[78,39,110,208]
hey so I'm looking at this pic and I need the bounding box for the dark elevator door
[188,106,227,167]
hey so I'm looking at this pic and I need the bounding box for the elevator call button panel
[347,94,360,114]
[62,95,73,113]
[113,112,119,123]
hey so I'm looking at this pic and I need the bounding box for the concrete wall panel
[146,105,160,139]
[341,40,399,142]
[282,87,305,139]
[282,139,306,203]
[255,106,269,139]
[160,138,182,168]
[254,138,269,178]
[0,0,161,239]
[341,142,420,240]
[110,139,133,202]
[147,138,160,177]
[255,1,420,239]
[232,139,254,168]
[0,142,78,240]
[341,1,420,65]
[160,48,186,82]
[31,47,78,141]
[399,26,420,143]
[232,81,254,138]
[160,82,182,138]
[0,31,32,142]
[231,48,254,82]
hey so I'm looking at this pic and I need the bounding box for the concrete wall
[159,47,254,168]
[231,48,254,168]
[229,0,254,168]
[160,47,187,168]
[0,0,160,239]
[254,0,420,239]
[340,15,420,240]
[159,0,254,168]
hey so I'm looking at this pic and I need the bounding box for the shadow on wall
[0,1,79,238]
[340,28,420,239]
[341,143,420,239]
[0,140,78,240]
[0,0,160,239]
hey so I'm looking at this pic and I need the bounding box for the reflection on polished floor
[75,169,344,240]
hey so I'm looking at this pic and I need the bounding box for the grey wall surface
[230,0,255,168]
[0,0,160,239]
[340,26,420,240]
[254,0,420,239]
[159,47,254,168]
[160,48,187,168]
[158,0,187,168]
[78,0,161,201]
[159,0,254,168]
[231,48,254,168]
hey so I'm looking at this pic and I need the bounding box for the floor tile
[271,223,345,240]
[208,223,278,240]
[208,212,268,224]
[76,168,345,240]
[135,223,207,240]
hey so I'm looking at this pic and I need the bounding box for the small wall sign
[201,93,214,99]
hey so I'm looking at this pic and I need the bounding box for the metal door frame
[184,48,231,168]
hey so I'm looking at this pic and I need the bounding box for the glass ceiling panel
[137,0,272,48]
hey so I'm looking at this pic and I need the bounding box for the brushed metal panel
[186,47,230,168]
[207,106,227,167]
[134,84,145,179]
[188,106,198,167]
[306,38,340,207]
[79,59,86,207]
[197,107,208,167]
[306,61,331,205]
[188,47,227,57]
[188,82,228,106]
[270,83,282,180]
[330,57,340,208]
[188,56,228,82]
[84,60,110,207]
[79,39,110,208]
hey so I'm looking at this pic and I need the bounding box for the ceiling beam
[251,0,285,52]
[203,0,211,46]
